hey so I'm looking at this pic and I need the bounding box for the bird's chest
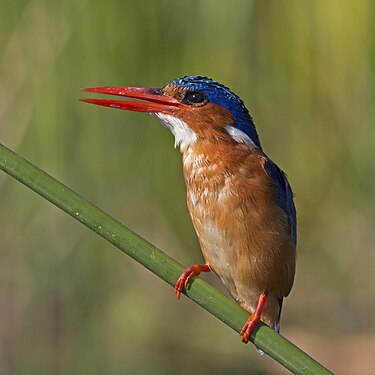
[186,175,234,270]
[182,150,258,285]
[181,146,292,300]
[187,185,236,290]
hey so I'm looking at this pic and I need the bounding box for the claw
[175,264,210,299]
[240,293,267,344]
[240,313,261,343]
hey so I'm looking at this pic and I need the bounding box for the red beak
[80,86,186,113]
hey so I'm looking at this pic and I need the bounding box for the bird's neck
[181,140,264,188]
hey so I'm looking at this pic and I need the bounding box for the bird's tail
[274,298,283,333]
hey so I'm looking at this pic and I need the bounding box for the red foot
[175,264,210,300]
[240,293,267,344]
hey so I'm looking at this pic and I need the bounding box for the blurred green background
[1,1,374,374]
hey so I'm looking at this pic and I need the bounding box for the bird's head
[81,76,261,152]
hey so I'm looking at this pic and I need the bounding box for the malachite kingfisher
[81,76,296,345]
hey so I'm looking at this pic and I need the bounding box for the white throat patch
[154,113,197,152]
[225,125,258,149]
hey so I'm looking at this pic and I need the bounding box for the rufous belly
[183,149,295,329]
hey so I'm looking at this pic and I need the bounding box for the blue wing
[264,160,297,245]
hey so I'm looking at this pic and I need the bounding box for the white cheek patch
[154,113,197,152]
[225,125,258,149]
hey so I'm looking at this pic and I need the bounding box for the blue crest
[171,76,261,149]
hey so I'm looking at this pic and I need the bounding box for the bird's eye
[184,91,206,105]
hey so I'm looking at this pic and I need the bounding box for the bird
[80,76,296,344]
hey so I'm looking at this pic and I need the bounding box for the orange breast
[182,141,295,327]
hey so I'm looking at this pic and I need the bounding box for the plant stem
[0,142,333,375]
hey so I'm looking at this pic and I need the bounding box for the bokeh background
[1,1,374,374]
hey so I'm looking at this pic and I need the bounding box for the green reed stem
[0,142,332,375]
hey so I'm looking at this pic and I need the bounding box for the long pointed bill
[80,86,186,113]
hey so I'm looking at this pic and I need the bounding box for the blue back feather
[264,161,297,245]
